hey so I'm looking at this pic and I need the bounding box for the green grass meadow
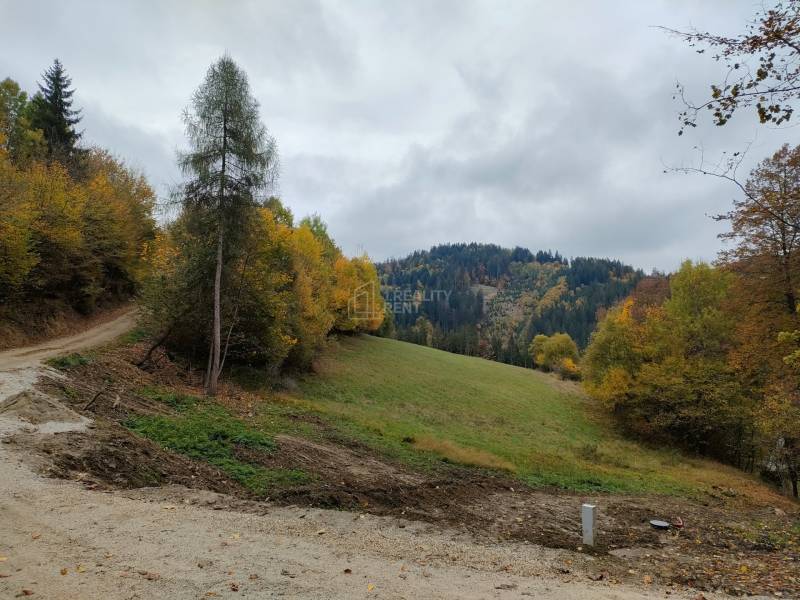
[294,335,774,497]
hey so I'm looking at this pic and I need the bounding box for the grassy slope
[295,335,777,498]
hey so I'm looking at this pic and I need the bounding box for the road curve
[0,309,137,371]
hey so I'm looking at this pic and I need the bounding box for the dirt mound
[12,423,242,493]
[0,390,85,425]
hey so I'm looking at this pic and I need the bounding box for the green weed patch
[125,401,310,494]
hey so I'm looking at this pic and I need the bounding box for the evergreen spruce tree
[30,59,81,157]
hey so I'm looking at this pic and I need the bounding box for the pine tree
[29,59,81,157]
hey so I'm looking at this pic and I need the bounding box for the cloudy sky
[2,0,798,271]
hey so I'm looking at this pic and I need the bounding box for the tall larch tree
[179,55,278,395]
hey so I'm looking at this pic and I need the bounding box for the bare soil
[0,313,797,598]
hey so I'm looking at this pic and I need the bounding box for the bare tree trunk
[207,222,224,395]
[789,460,799,498]
[204,340,213,390]
[206,96,228,397]
[781,251,796,314]
[218,252,250,375]
[784,437,800,498]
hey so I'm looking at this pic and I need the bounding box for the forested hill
[377,243,642,365]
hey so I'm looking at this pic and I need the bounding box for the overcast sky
[2,0,798,272]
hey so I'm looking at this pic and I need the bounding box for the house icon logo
[348,280,381,321]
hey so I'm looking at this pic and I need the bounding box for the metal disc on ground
[649,519,670,529]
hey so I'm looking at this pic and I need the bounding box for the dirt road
[0,309,137,407]
[0,314,727,599]
[0,309,138,371]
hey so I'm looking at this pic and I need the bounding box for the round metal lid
[649,519,670,529]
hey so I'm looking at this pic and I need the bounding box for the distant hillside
[377,243,642,364]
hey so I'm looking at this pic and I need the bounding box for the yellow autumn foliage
[0,148,155,313]
[141,201,383,371]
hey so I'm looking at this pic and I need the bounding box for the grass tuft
[413,436,516,472]
[121,327,148,344]
[139,386,198,412]
[47,353,91,370]
[576,442,601,462]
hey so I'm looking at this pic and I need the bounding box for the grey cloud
[80,102,179,193]
[2,0,798,271]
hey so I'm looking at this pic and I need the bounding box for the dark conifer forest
[377,243,641,365]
